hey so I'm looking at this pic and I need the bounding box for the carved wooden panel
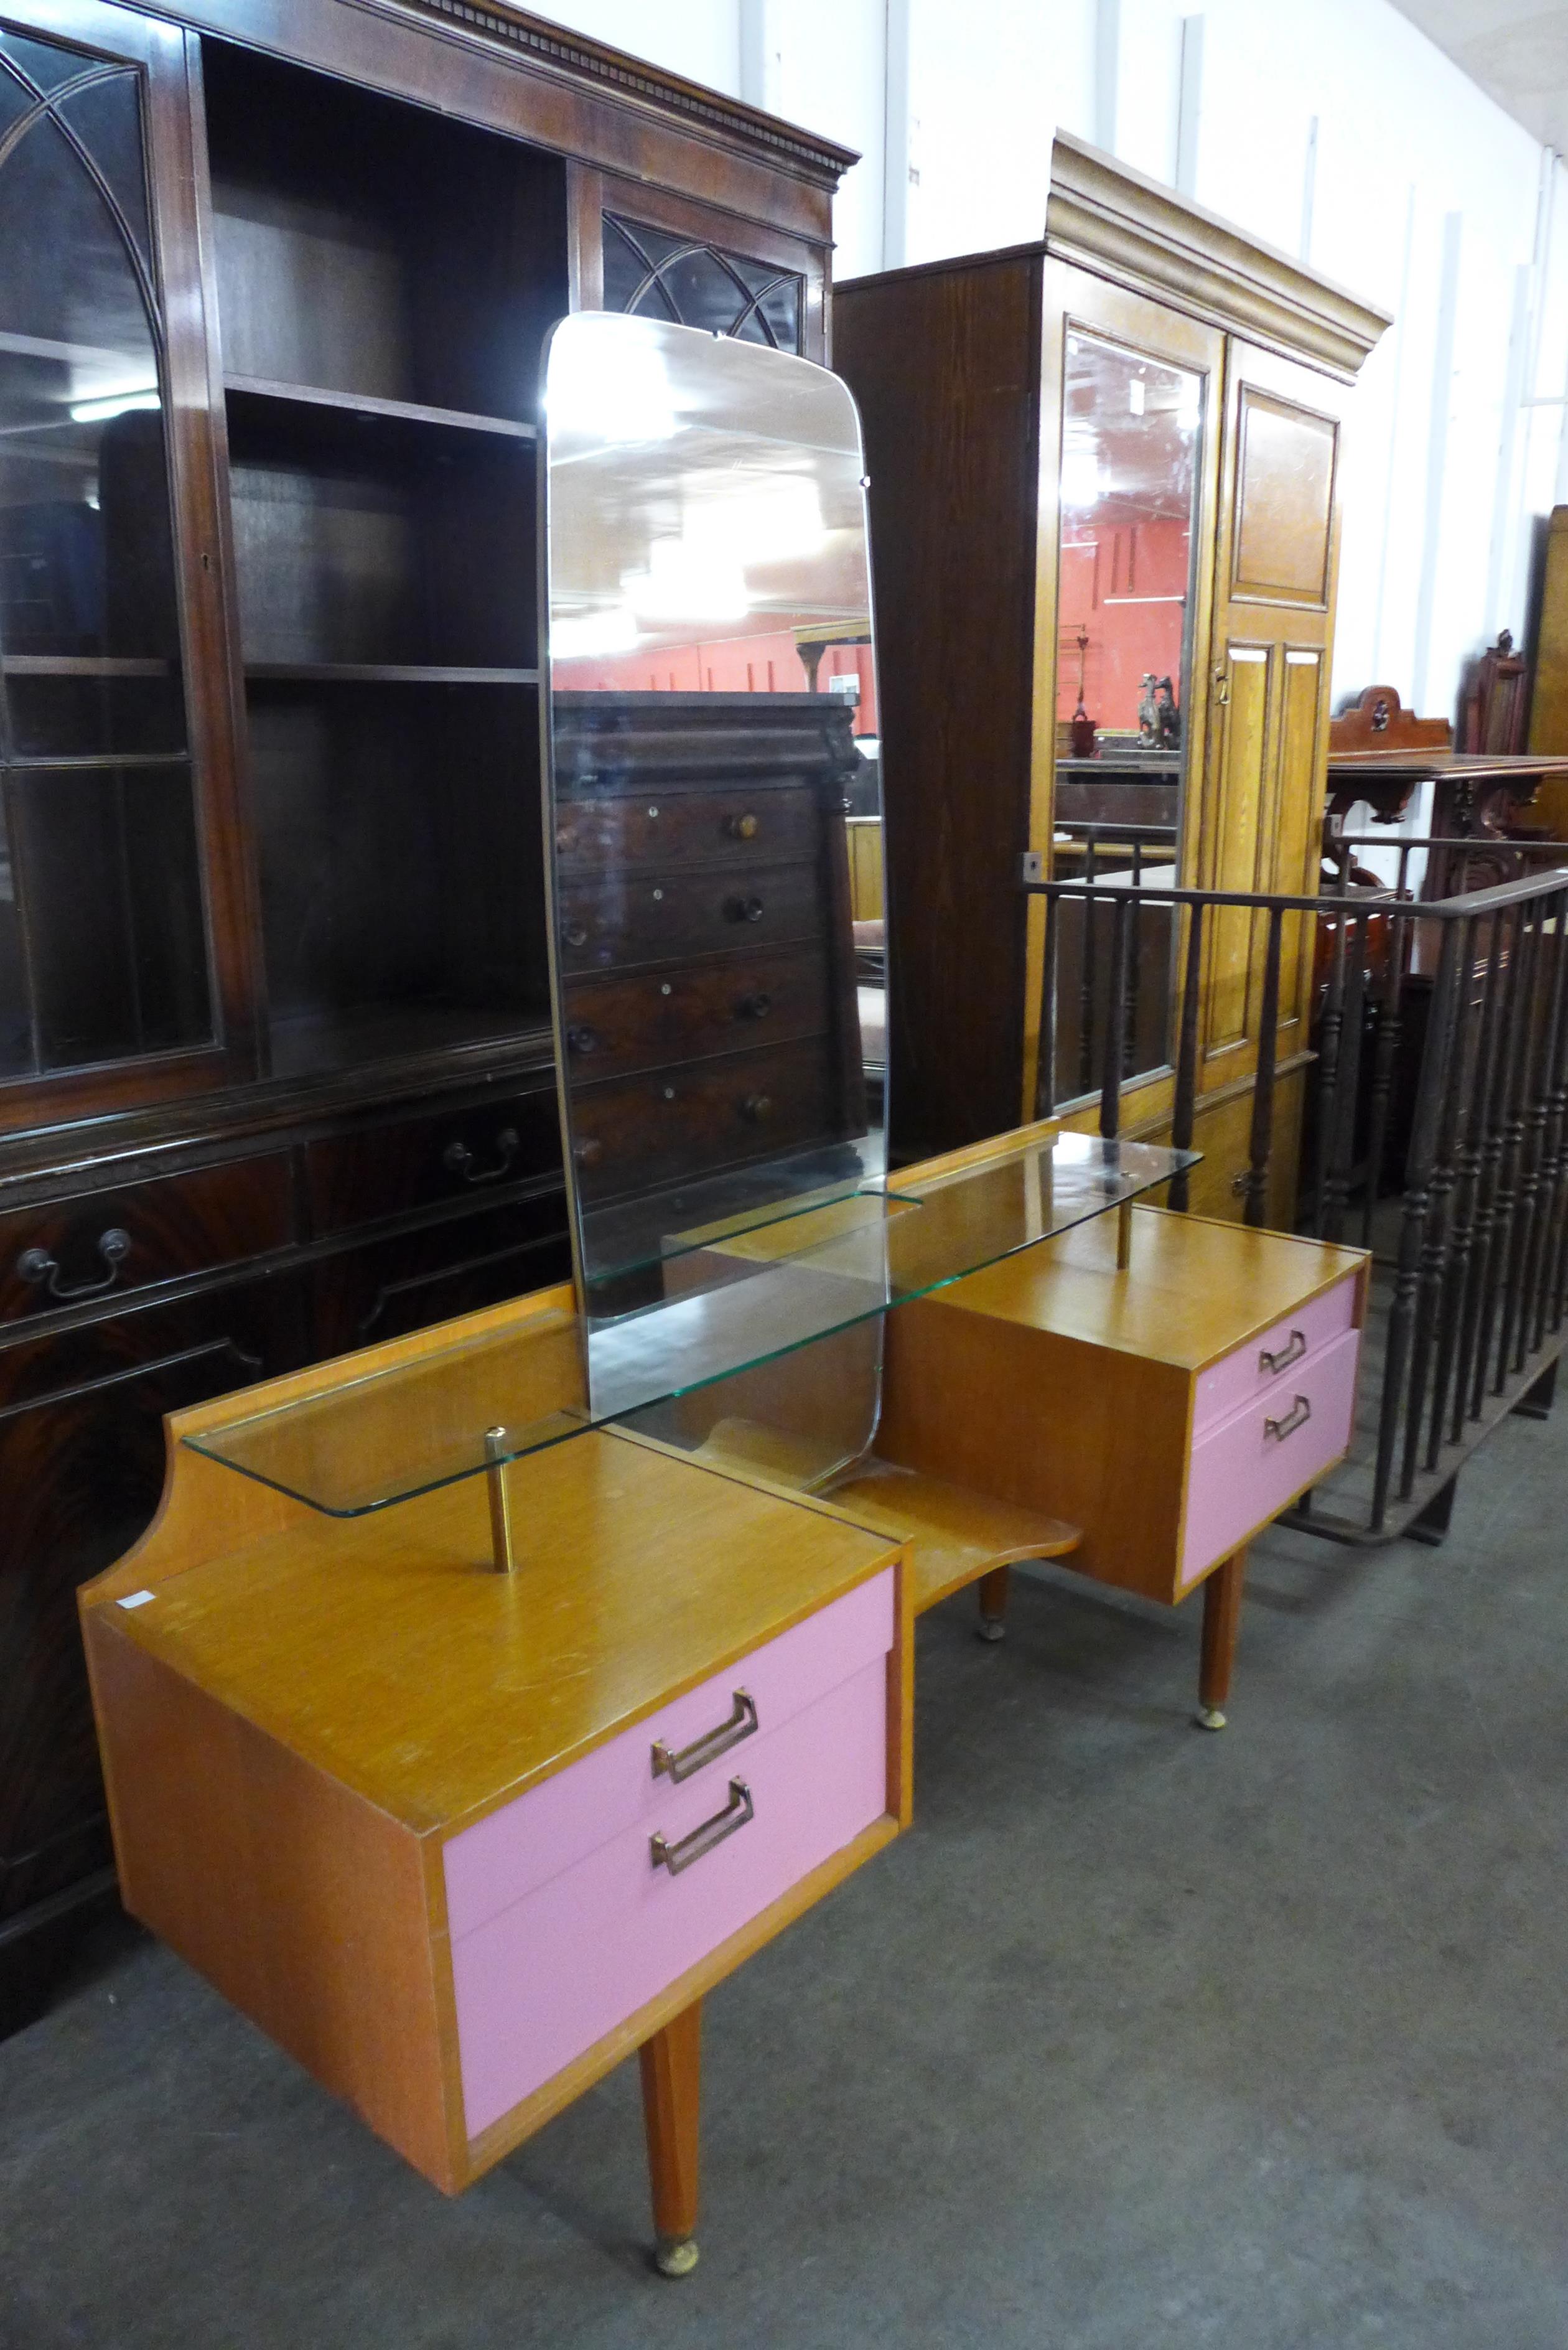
[1231,390,1337,608]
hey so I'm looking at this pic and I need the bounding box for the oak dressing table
[81,316,1366,2278]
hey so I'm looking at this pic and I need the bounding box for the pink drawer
[450,1656,890,2138]
[443,1567,894,1941]
[1192,1273,1358,1437]
[1180,1325,1360,1587]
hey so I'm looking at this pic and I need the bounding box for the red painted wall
[1056,513,1189,737]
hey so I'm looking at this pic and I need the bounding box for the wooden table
[1325,684,1568,892]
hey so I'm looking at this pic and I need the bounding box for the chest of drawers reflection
[553,693,869,1209]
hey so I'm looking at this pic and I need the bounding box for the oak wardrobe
[835,133,1389,1219]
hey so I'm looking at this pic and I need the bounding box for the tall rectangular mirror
[540,313,886,1347]
[1049,324,1207,1101]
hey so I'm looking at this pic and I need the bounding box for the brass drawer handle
[651,1778,754,1876]
[17,1227,131,1301]
[1259,1328,1307,1375]
[651,1688,758,1783]
[740,1093,772,1123]
[726,893,765,923]
[726,812,758,840]
[1264,1394,1312,1443]
[442,1126,519,1186]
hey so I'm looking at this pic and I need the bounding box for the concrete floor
[2,1412,1566,2350]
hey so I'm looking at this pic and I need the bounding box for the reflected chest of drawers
[81,1348,909,2229]
[551,693,869,1206]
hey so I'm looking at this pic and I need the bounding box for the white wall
[536,0,1568,729]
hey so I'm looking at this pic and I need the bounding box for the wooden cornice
[389,0,859,190]
[1047,131,1391,381]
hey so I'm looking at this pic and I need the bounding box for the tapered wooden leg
[976,1563,1010,1642]
[640,1998,702,2276]
[1195,1547,1246,1731]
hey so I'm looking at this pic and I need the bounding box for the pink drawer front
[1192,1272,1358,1438]
[450,1655,890,2138]
[1180,1325,1360,1587]
[443,1567,894,1941]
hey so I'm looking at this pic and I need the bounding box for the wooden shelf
[246,663,538,686]
[225,374,536,442]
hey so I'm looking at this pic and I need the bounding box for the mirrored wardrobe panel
[1049,321,1208,1105]
[541,312,885,1318]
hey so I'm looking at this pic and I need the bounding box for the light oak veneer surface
[938,1206,1365,1367]
[100,1428,899,1836]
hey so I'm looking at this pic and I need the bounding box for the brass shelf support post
[485,1426,519,1573]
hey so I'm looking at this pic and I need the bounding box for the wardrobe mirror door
[541,311,886,1327]
[1051,330,1205,1102]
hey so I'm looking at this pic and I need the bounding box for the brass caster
[1193,1704,1227,1732]
[976,1617,1007,1644]
[653,2236,699,2278]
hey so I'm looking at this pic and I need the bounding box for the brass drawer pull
[726,893,765,923]
[17,1227,131,1301]
[726,812,758,840]
[1259,1328,1307,1375]
[651,1778,754,1876]
[651,1688,758,1782]
[1264,1394,1312,1443]
[442,1127,519,1186]
[740,1093,772,1123]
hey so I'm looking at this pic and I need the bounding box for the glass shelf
[185,1131,1197,1516]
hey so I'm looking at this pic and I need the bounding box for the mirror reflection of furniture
[835,133,1391,1229]
[542,318,886,1307]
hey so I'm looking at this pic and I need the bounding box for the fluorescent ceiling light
[681,474,826,566]
[70,388,160,423]
[623,536,749,622]
[551,606,641,659]
[548,337,676,445]
[1060,447,1104,509]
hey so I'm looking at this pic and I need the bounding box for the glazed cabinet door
[568,165,826,362]
[0,5,253,1125]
